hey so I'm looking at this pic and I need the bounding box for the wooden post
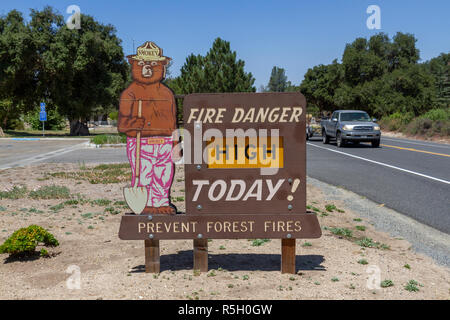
[281,239,296,274]
[193,239,208,272]
[145,240,160,273]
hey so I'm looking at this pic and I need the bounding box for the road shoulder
[308,176,450,267]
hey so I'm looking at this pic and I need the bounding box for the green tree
[166,38,255,122]
[300,32,437,118]
[424,53,450,108]
[389,32,420,71]
[284,81,300,92]
[341,36,387,87]
[169,38,255,94]
[300,60,343,113]
[267,66,288,92]
[28,7,128,135]
[0,10,36,134]
[0,7,128,135]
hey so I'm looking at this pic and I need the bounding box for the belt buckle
[147,138,165,144]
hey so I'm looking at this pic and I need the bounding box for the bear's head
[128,58,169,85]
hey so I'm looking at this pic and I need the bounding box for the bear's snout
[141,65,153,78]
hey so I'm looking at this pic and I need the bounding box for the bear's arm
[161,85,179,144]
[170,92,179,146]
[118,89,138,135]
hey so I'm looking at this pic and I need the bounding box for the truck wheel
[322,131,330,144]
[371,139,380,148]
[336,132,345,147]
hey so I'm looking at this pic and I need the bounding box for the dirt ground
[0,163,448,300]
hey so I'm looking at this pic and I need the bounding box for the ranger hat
[128,41,171,62]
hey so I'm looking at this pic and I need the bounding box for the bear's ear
[127,56,136,65]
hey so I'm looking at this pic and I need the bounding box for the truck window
[340,112,371,122]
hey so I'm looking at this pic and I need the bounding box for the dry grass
[48,163,130,184]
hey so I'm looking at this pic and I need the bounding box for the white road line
[307,142,450,185]
[0,142,89,170]
[382,137,450,149]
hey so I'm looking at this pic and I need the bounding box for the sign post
[39,103,46,136]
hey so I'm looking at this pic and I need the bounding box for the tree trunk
[1,115,8,136]
[69,119,90,136]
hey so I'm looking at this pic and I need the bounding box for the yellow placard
[206,137,283,168]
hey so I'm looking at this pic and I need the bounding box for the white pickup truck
[321,110,381,147]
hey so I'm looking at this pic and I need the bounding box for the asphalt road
[0,138,89,170]
[307,136,450,234]
[1,135,449,234]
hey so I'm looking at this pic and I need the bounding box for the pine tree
[172,38,255,94]
[267,66,288,92]
[436,62,450,107]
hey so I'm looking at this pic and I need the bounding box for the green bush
[109,111,118,121]
[404,118,435,136]
[420,108,450,121]
[380,279,394,288]
[29,185,71,199]
[251,239,271,246]
[24,107,66,130]
[0,225,59,256]
[329,227,353,237]
[380,112,414,131]
[0,185,28,199]
[381,108,449,137]
[7,118,25,130]
[90,134,127,145]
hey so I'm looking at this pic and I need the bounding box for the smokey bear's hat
[128,41,171,62]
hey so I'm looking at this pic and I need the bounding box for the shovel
[124,100,148,214]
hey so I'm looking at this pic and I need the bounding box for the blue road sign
[40,102,46,112]
[39,111,47,121]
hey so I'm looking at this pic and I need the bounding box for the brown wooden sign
[118,88,322,274]
[119,92,322,241]
[119,213,321,239]
[183,92,308,217]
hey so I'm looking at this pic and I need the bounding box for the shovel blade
[123,187,148,214]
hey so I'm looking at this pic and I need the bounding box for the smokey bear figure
[118,42,178,215]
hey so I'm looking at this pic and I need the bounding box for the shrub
[29,185,71,199]
[90,134,126,145]
[0,225,59,256]
[251,239,271,246]
[91,199,112,206]
[356,237,378,248]
[382,109,449,138]
[380,112,414,131]
[404,280,420,292]
[24,107,66,130]
[421,108,450,121]
[0,185,28,199]
[380,279,394,288]
[104,206,120,215]
[109,111,119,121]
[358,259,368,265]
[329,227,353,237]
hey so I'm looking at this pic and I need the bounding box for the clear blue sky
[2,0,450,89]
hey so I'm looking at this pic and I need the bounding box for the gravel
[307,176,450,267]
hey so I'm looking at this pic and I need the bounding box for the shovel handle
[134,100,142,185]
